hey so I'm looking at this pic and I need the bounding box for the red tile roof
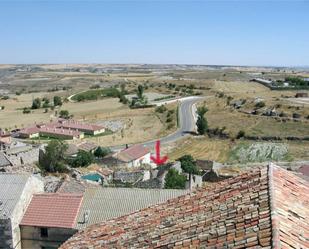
[59,120,104,132]
[40,127,81,137]
[115,144,150,162]
[19,126,40,135]
[60,164,309,249]
[21,193,83,228]
[269,163,309,249]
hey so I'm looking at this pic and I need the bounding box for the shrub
[164,169,187,189]
[292,113,301,119]
[59,110,70,119]
[94,146,111,158]
[23,107,31,114]
[255,101,266,108]
[31,98,41,109]
[90,84,100,89]
[178,155,199,175]
[167,123,174,130]
[166,117,173,123]
[70,151,94,167]
[53,96,62,106]
[236,130,246,139]
[196,106,208,135]
[155,105,167,113]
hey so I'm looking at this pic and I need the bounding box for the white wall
[129,152,151,168]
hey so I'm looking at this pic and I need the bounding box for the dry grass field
[168,137,232,163]
[0,90,175,146]
[168,137,309,163]
[1,65,308,163]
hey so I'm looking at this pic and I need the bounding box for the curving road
[112,96,205,151]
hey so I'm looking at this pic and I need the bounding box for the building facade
[0,174,44,249]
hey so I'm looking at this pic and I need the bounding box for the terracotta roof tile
[269,163,309,249]
[115,144,150,162]
[60,164,309,248]
[21,193,83,228]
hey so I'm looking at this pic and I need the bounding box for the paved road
[112,96,205,151]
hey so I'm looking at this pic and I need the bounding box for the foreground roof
[0,173,30,218]
[115,144,150,162]
[21,193,83,228]
[75,187,188,229]
[61,164,309,249]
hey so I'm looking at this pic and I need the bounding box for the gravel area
[96,120,124,132]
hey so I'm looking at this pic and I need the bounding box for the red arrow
[150,140,168,166]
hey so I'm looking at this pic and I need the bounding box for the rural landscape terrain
[1,64,309,249]
[1,64,308,164]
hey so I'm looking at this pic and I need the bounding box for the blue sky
[0,1,308,66]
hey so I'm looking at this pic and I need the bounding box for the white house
[113,144,151,168]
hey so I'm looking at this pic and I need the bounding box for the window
[40,227,48,237]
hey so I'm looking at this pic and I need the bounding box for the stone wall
[21,226,77,249]
[0,218,13,249]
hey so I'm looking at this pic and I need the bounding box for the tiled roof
[0,173,30,218]
[75,187,188,230]
[269,163,309,249]
[19,126,40,135]
[40,127,81,137]
[77,141,98,152]
[115,144,150,162]
[61,164,309,249]
[21,193,83,228]
[59,120,104,132]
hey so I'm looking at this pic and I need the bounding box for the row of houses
[18,119,105,140]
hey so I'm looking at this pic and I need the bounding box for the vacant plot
[168,137,232,163]
[168,137,309,163]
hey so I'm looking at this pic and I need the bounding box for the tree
[137,84,144,100]
[94,146,110,158]
[164,169,187,189]
[178,155,199,175]
[39,140,68,173]
[59,110,70,119]
[53,96,62,106]
[31,98,41,109]
[70,151,94,167]
[196,106,208,135]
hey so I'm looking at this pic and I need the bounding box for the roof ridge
[34,192,83,197]
[268,163,281,249]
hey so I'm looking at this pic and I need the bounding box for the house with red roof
[113,144,151,168]
[60,163,309,249]
[20,193,83,249]
[18,119,105,140]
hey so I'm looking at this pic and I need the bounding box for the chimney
[83,210,90,224]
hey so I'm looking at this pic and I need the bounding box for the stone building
[0,173,43,249]
[20,193,83,249]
